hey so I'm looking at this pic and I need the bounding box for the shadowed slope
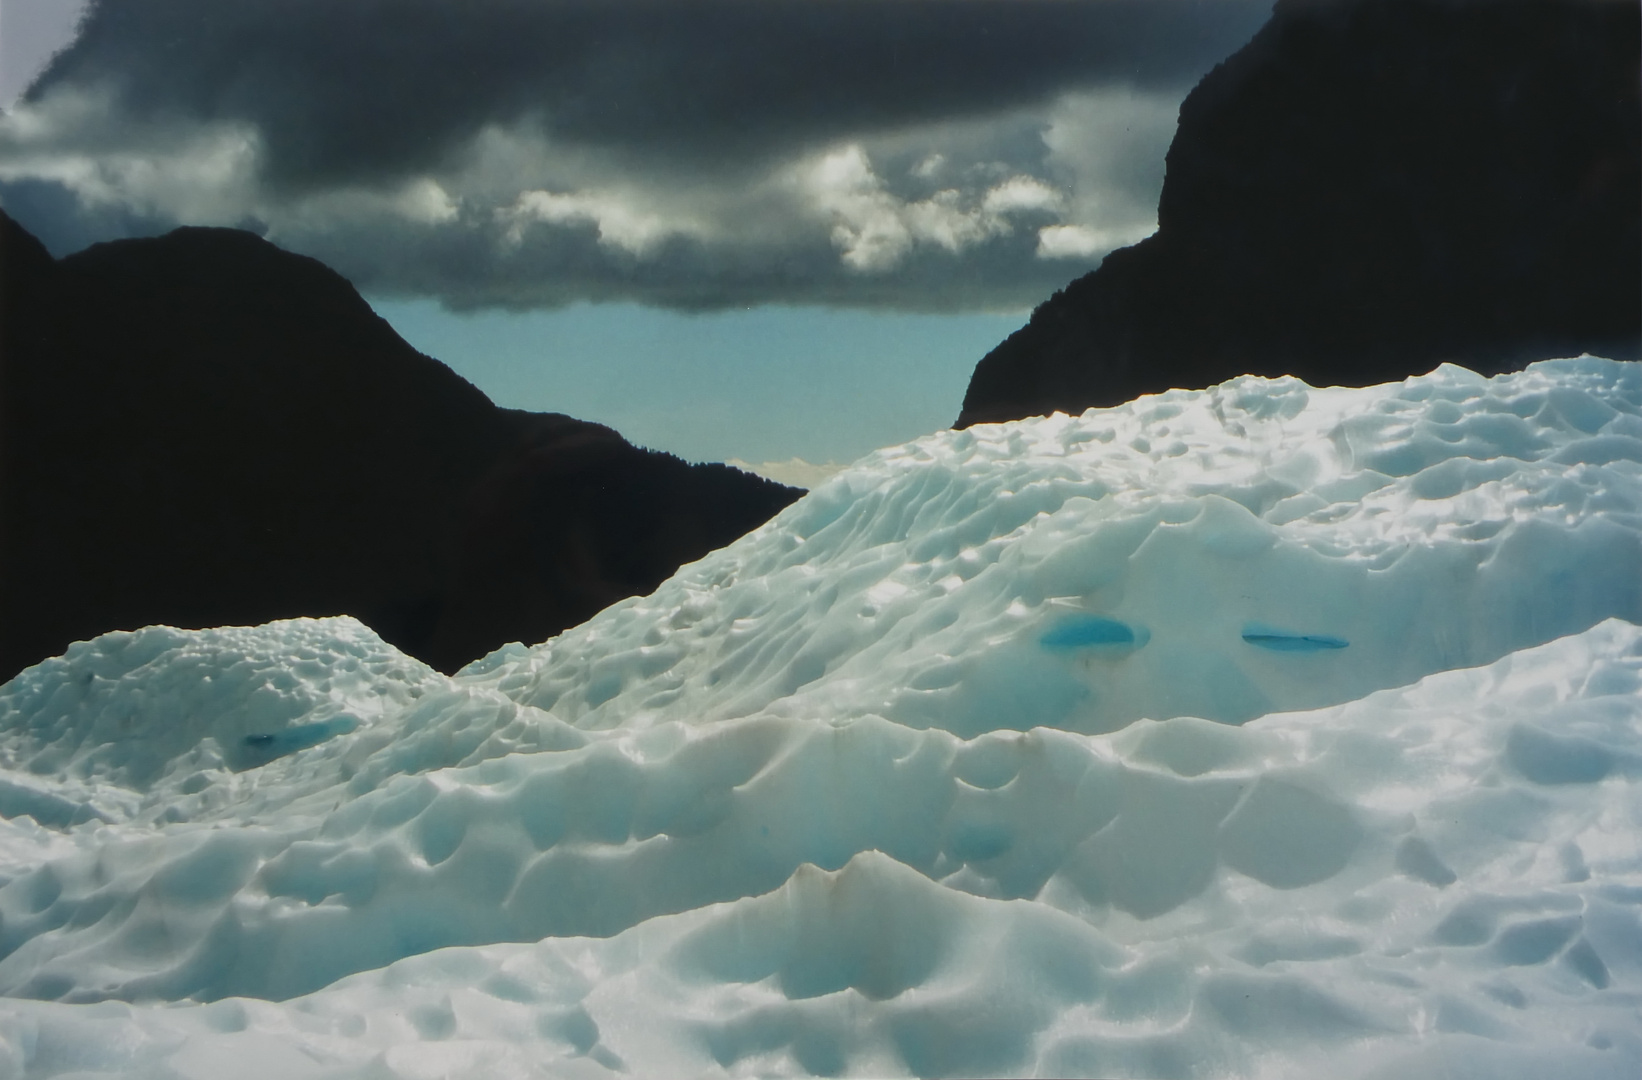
[0,210,800,682]
[958,0,1640,427]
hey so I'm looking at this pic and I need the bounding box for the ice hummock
[0,357,1638,1078]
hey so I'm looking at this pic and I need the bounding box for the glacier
[0,356,1638,1078]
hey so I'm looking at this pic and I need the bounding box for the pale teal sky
[370,300,1028,467]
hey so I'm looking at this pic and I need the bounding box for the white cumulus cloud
[502,189,703,256]
[797,145,1068,273]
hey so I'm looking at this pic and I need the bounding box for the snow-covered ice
[0,356,1638,1078]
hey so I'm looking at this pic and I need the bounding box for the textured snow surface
[0,357,1638,1078]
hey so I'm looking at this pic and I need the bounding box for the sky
[374,298,1024,468]
[0,0,1272,468]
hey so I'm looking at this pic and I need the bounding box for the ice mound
[467,356,1642,736]
[0,619,583,830]
[0,358,1637,1077]
[0,620,1638,1078]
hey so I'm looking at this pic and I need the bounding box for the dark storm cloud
[32,0,1265,186]
[0,0,1273,310]
[292,198,1070,313]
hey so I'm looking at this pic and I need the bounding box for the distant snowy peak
[471,356,1642,737]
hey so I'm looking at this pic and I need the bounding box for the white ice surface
[0,357,1638,1078]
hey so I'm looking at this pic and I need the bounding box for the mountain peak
[958,0,1641,427]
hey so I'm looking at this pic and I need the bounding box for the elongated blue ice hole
[1242,623,1349,652]
[244,717,358,759]
[1041,616,1149,652]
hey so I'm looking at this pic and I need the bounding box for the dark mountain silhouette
[0,209,800,683]
[958,0,1641,427]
